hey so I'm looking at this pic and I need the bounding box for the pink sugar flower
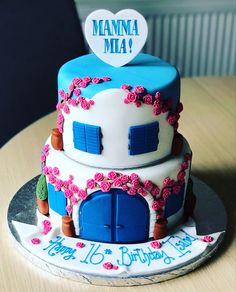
[31,238,41,245]
[151,186,160,196]
[112,265,119,270]
[143,180,153,190]
[55,183,61,191]
[72,77,81,85]
[81,100,90,110]
[70,196,77,205]
[120,175,129,183]
[127,187,137,195]
[71,99,77,107]
[153,107,162,116]
[103,262,113,270]
[56,102,63,112]
[53,167,60,176]
[177,102,183,113]
[131,178,140,188]
[58,89,65,98]
[63,181,69,189]
[130,173,138,180]
[63,93,69,101]
[66,205,72,214]
[134,85,145,93]
[76,242,85,248]
[70,184,79,193]
[163,177,175,187]
[78,189,87,200]
[108,171,118,180]
[49,175,56,184]
[100,181,111,192]
[127,92,138,103]
[102,76,111,81]
[68,83,74,91]
[63,105,70,114]
[57,113,64,123]
[92,77,101,84]
[86,179,96,189]
[152,201,160,211]
[177,171,186,181]
[79,81,88,88]
[137,188,148,196]
[89,100,95,105]
[180,162,188,170]
[135,101,142,107]
[42,166,49,175]
[42,226,52,235]
[40,154,46,162]
[153,99,163,109]
[69,175,74,180]
[94,172,104,182]
[173,185,181,194]
[113,178,123,187]
[48,167,53,174]
[43,144,49,152]
[121,84,131,90]
[167,114,177,125]
[155,91,161,99]
[143,94,153,105]
[162,188,171,199]
[124,98,130,104]
[67,99,72,105]
[158,199,165,208]
[42,220,51,227]
[65,189,73,199]
[150,241,162,249]
[73,88,81,96]
[83,76,92,82]
[201,235,214,243]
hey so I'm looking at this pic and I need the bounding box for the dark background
[0,0,86,147]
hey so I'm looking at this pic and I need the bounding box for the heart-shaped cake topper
[85,9,148,67]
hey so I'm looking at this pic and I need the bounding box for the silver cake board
[7,176,227,286]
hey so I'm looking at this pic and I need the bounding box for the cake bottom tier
[41,137,192,243]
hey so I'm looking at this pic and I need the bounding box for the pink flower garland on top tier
[121,84,183,132]
[56,76,111,133]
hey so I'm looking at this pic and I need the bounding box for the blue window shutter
[129,122,159,155]
[73,122,102,154]
[73,122,86,151]
[85,124,101,154]
[164,184,185,218]
[48,183,67,216]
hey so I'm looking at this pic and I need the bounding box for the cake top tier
[58,53,180,109]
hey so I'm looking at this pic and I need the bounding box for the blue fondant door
[48,183,67,216]
[79,189,149,243]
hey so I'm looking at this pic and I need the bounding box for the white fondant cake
[37,53,193,246]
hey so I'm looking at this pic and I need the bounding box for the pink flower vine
[103,262,119,270]
[56,76,111,133]
[42,144,191,218]
[121,84,183,132]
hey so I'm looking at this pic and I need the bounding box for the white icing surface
[12,218,224,278]
[45,136,191,237]
[62,88,174,169]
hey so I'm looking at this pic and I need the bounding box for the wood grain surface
[0,76,235,292]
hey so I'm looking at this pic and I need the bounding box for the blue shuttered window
[128,122,159,155]
[48,183,67,216]
[73,121,102,154]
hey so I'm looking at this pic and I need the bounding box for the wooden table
[1,77,235,292]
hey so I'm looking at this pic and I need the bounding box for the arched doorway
[79,189,149,243]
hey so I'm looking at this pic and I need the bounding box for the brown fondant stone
[37,198,49,215]
[171,132,183,155]
[62,215,76,237]
[51,128,63,150]
[153,218,168,240]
